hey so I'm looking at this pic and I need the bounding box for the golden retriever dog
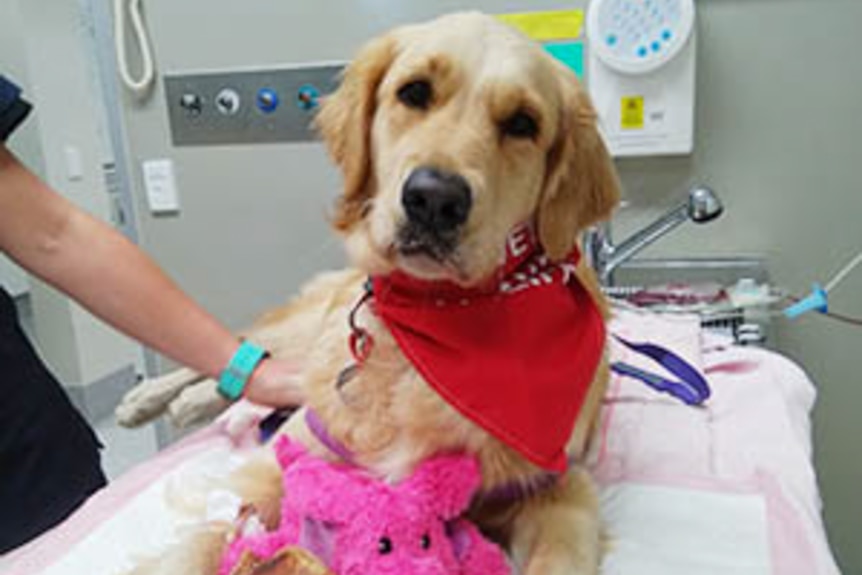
[119,11,619,575]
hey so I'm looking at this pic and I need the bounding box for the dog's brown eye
[501,111,539,139]
[397,79,433,109]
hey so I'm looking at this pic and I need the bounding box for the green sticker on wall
[544,41,585,79]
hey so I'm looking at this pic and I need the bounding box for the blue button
[256,88,279,113]
[651,41,661,52]
[637,46,649,57]
[607,34,618,46]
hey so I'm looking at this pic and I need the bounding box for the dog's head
[317,12,619,286]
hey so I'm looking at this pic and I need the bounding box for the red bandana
[368,225,605,472]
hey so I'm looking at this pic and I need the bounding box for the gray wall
[110,0,860,571]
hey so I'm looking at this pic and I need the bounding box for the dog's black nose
[402,167,472,233]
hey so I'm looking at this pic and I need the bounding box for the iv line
[824,250,862,294]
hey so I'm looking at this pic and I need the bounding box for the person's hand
[216,399,274,445]
[216,358,302,444]
[243,357,304,408]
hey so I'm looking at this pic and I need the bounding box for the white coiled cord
[114,0,155,96]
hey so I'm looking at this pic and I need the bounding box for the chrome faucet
[586,185,723,286]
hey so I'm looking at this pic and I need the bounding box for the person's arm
[0,145,301,406]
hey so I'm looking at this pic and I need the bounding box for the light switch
[142,159,180,214]
[64,145,84,181]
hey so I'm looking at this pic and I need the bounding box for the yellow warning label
[620,96,645,130]
[497,10,584,41]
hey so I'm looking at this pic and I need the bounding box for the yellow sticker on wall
[497,10,584,41]
[621,96,645,130]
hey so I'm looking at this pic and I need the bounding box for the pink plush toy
[220,436,510,575]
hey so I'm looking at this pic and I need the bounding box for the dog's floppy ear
[538,68,620,261]
[315,33,397,231]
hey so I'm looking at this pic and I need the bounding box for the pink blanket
[597,309,839,575]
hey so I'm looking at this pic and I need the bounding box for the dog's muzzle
[398,167,472,259]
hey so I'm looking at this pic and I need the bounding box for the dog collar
[303,407,559,507]
[304,408,356,465]
[475,471,562,506]
[256,408,356,465]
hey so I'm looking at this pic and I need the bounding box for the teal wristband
[217,341,269,401]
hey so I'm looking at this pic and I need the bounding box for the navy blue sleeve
[0,75,33,142]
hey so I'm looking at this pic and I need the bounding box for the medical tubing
[824,250,862,294]
[780,293,862,327]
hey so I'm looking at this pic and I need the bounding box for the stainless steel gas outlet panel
[164,63,344,146]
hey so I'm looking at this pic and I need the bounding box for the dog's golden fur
[121,12,619,575]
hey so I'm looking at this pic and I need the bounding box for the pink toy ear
[401,454,481,519]
[274,435,308,469]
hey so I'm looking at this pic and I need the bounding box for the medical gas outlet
[256,88,280,113]
[164,64,342,146]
